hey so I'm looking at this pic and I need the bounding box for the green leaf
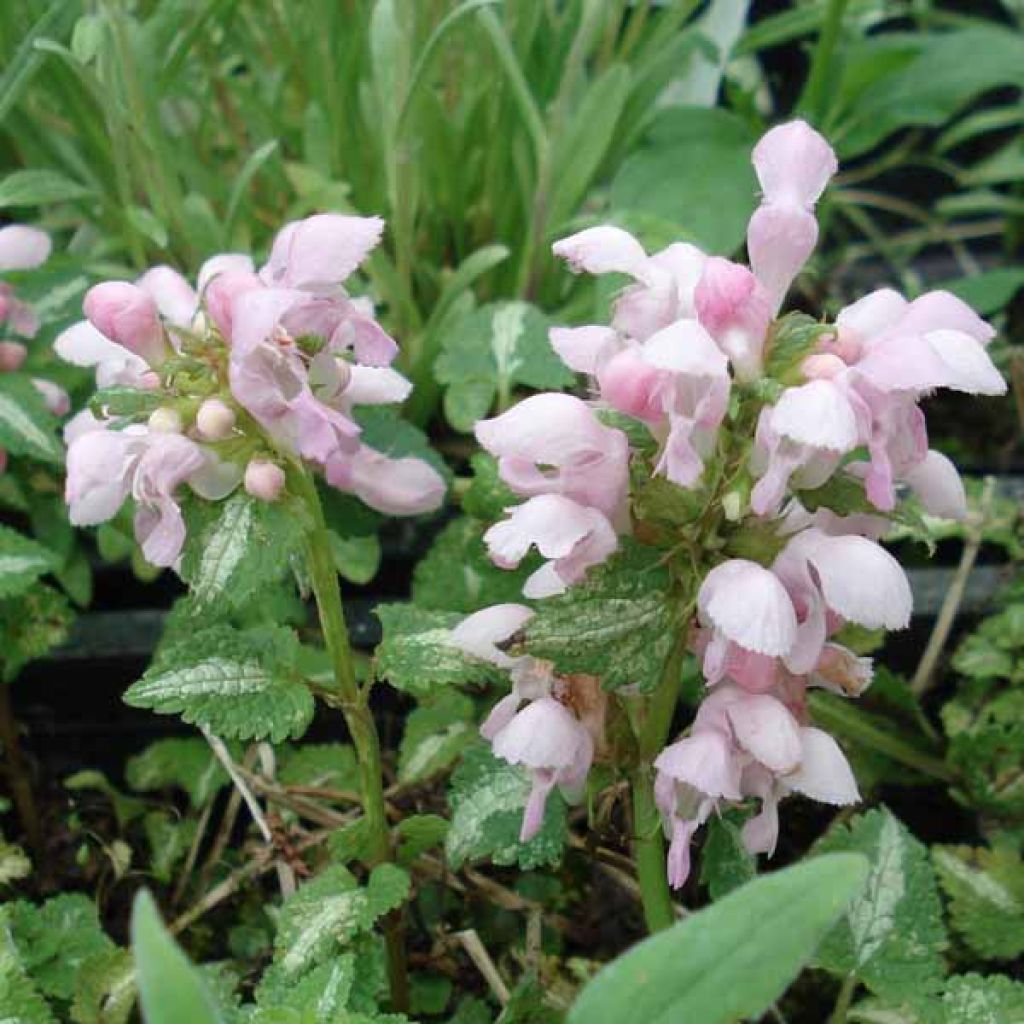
[518,541,678,692]
[609,108,758,255]
[0,960,56,1024]
[125,738,229,808]
[567,854,869,1024]
[412,517,536,613]
[462,453,520,522]
[278,743,360,791]
[699,815,756,901]
[329,530,381,585]
[71,947,135,1024]
[834,28,1024,157]
[131,890,223,1024]
[374,604,505,696]
[498,974,560,1024]
[6,893,115,1001]
[0,374,62,465]
[398,693,476,784]
[0,169,91,207]
[813,808,947,1004]
[356,407,451,486]
[180,493,304,614]
[143,813,198,884]
[0,525,57,599]
[435,301,573,432]
[0,581,73,681]
[0,838,31,885]
[88,387,163,419]
[933,844,1024,961]
[446,745,567,871]
[254,956,356,1020]
[396,814,450,866]
[936,268,1024,318]
[123,624,313,743]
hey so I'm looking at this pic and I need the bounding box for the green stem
[631,634,688,934]
[293,470,409,1012]
[797,0,850,125]
[828,974,857,1024]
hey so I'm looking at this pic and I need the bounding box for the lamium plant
[38,119,1010,1022]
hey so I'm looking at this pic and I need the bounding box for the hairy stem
[294,470,409,1012]
[630,633,688,933]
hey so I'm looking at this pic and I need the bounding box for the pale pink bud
[196,398,237,441]
[204,270,264,339]
[84,281,168,367]
[0,341,27,371]
[32,379,70,417]
[148,407,183,434]
[597,348,664,423]
[244,459,285,502]
[801,353,847,380]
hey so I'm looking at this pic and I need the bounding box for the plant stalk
[294,470,409,1012]
[630,633,688,933]
[0,684,42,858]
[797,0,850,125]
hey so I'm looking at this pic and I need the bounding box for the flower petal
[699,559,798,656]
[903,449,967,520]
[0,225,50,271]
[784,727,859,805]
[551,226,648,278]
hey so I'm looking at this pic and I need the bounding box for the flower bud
[801,352,847,380]
[32,379,70,417]
[84,281,167,367]
[204,270,263,340]
[597,349,662,423]
[148,407,183,433]
[244,459,285,502]
[0,341,27,372]
[196,398,237,441]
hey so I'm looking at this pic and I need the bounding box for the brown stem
[0,686,42,857]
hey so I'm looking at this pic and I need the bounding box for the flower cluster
[451,122,1005,883]
[57,214,445,567]
[0,224,70,472]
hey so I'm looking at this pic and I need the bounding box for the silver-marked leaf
[398,693,476,784]
[446,745,567,871]
[124,625,312,743]
[813,808,947,1003]
[518,540,677,692]
[273,864,408,978]
[181,492,303,613]
[0,374,62,465]
[0,525,57,599]
[374,604,506,696]
[933,844,1024,961]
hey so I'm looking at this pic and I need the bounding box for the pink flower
[483,494,619,598]
[55,320,157,390]
[332,445,446,516]
[448,604,554,738]
[694,257,773,382]
[0,225,51,272]
[66,423,227,567]
[696,559,798,691]
[772,528,911,674]
[552,226,707,342]
[475,393,630,526]
[0,225,50,339]
[746,121,838,312]
[131,433,207,567]
[491,696,594,842]
[83,281,168,368]
[0,341,27,372]
[32,378,70,417]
